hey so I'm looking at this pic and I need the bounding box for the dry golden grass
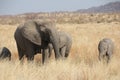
[0,22,120,80]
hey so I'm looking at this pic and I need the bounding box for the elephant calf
[98,38,114,63]
[0,47,11,60]
[48,31,72,58]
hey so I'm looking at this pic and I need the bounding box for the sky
[0,0,120,15]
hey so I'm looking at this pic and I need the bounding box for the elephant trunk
[48,28,61,59]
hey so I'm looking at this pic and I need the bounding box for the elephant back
[98,38,114,53]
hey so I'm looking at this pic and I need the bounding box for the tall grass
[0,22,120,80]
[0,58,120,80]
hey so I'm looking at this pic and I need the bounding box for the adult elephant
[98,38,114,63]
[48,31,72,58]
[14,20,60,63]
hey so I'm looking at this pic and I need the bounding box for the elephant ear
[21,21,42,45]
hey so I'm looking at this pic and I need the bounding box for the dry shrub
[0,13,120,25]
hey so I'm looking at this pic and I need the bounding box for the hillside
[77,1,120,13]
[0,1,120,25]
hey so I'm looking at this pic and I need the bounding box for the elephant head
[21,20,61,59]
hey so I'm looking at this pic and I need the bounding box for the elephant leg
[106,55,110,63]
[48,44,53,58]
[99,53,104,61]
[26,49,35,61]
[48,48,52,58]
[16,42,24,61]
[26,48,35,61]
[106,52,111,63]
[60,46,66,58]
[23,40,35,61]
[42,48,49,64]
[27,56,34,61]
[65,45,71,58]
[19,52,24,61]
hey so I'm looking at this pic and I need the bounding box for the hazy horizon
[0,0,120,15]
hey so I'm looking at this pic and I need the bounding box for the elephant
[98,38,114,63]
[48,31,72,58]
[0,47,11,60]
[14,20,61,63]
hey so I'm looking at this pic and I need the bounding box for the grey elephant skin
[48,31,72,58]
[0,47,11,60]
[98,38,114,63]
[14,20,60,63]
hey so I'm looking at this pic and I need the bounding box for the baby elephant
[48,31,72,58]
[98,38,114,63]
[0,47,11,60]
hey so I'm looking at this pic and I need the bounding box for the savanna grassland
[0,13,120,80]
